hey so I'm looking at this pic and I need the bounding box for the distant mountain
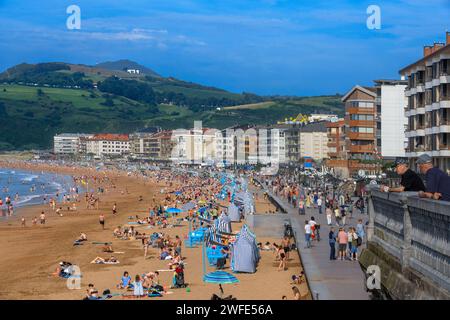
[94,59,161,78]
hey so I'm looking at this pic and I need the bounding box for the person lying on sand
[52,261,73,277]
[77,232,87,241]
[91,256,119,264]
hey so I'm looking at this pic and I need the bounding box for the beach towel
[90,259,120,264]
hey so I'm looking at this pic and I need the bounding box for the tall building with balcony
[400,32,450,172]
[342,85,378,159]
[54,133,93,155]
[325,86,379,178]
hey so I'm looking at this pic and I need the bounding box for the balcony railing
[347,132,375,140]
[349,145,375,153]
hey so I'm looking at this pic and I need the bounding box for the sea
[0,168,76,217]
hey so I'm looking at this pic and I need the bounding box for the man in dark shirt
[417,154,450,201]
[381,158,425,192]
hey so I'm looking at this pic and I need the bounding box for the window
[350,114,374,121]
[350,127,374,133]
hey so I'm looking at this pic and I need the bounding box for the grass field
[223,101,276,110]
[0,83,343,150]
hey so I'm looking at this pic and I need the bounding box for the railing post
[400,197,412,271]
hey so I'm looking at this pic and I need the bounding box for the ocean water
[0,168,75,217]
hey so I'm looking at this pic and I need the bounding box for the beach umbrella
[166,207,183,214]
[203,271,239,284]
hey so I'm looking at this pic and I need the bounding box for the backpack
[357,236,362,247]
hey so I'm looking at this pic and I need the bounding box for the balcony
[327,142,337,148]
[349,145,375,153]
[347,107,375,115]
[347,132,375,140]
[326,159,348,168]
[439,144,450,151]
[348,120,375,127]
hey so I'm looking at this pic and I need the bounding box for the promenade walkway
[255,182,371,300]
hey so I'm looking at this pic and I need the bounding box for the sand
[0,161,310,300]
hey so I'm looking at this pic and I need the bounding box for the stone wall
[360,186,450,299]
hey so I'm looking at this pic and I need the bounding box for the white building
[53,133,93,155]
[298,121,329,160]
[374,79,408,158]
[170,125,218,164]
[127,69,140,74]
[86,134,130,157]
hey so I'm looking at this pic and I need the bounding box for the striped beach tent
[230,225,260,273]
[227,203,240,222]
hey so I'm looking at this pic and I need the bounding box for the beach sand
[0,162,310,300]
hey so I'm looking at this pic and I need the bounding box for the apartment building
[400,32,450,172]
[325,85,380,177]
[374,79,408,159]
[53,133,93,155]
[170,126,218,164]
[130,130,173,160]
[86,134,130,157]
[298,121,329,160]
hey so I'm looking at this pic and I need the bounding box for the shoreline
[0,160,310,300]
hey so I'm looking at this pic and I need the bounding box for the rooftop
[88,134,129,141]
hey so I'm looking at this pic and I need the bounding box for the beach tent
[230,225,260,273]
[227,203,240,222]
[216,214,231,234]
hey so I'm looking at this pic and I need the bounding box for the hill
[94,59,161,78]
[0,61,344,150]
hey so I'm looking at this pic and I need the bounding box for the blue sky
[0,0,448,95]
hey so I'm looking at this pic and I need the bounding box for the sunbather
[91,255,119,264]
[102,243,114,253]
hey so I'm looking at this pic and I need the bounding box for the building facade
[325,85,381,177]
[54,133,93,155]
[86,134,130,157]
[298,121,329,160]
[374,79,408,159]
[400,32,450,173]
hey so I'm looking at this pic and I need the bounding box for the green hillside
[0,61,344,150]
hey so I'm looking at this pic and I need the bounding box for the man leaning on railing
[379,158,425,193]
[416,154,450,202]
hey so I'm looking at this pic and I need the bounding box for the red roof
[89,134,129,141]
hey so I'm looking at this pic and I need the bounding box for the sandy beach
[0,161,310,300]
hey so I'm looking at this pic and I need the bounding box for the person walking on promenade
[317,196,323,214]
[334,205,341,226]
[341,205,347,226]
[326,205,332,225]
[329,227,337,260]
[356,219,365,244]
[349,227,359,261]
[337,228,348,261]
[299,199,305,215]
[99,213,105,230]
[304,220,312,248]
[309,216,320,241]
